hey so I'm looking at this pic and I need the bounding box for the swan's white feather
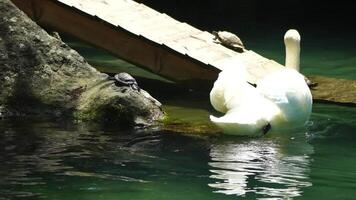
[257,69,312,129]
[209,65,247,113]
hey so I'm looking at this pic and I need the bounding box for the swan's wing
[223,79,266,111]
[210,65,247,113]
[210,78,228,113]
[257,69,313,125]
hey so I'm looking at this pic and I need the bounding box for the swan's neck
[284,29,301,71]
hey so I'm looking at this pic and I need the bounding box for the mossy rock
[309,75,356,106]
[0,0,164,127]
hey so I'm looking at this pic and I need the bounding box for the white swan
[209,29,312,136]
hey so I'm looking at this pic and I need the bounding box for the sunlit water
[1,29,356,199]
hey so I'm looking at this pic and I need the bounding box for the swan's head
[284,29,301,71]
[284,29,301,45]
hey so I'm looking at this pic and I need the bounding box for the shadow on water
[0,118,208,199]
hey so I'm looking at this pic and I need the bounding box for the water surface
[1,104,356,199]
[1,26,356,199]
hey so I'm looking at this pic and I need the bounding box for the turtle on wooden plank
[212,31,245,52]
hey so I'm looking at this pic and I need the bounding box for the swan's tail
[210,113,268,136]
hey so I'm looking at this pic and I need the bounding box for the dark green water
[1,29,356,200]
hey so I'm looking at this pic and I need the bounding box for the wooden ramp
[11,0,283,84]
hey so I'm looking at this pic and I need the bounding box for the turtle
[212,31,245,52]
[109,72,140,91]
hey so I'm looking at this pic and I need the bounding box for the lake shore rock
[0,0,164,127]
[309,76,356,107]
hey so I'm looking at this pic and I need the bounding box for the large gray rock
[0,0,164,126]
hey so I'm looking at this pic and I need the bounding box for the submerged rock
[0,0,164,127]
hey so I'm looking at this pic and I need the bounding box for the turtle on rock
[212,31,245,53]
[109,72,140,91]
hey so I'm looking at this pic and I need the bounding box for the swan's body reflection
[208,136,313,198]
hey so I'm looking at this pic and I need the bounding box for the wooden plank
[188,45,233,65]
[12,0,219,83]
[190,31,216,44]
[139,18,181,44]
[127,14,175,37]
[163,41,188,55]
[161,23,201,42]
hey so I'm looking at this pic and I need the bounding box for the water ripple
[62,171,149,183]
[208,139,312,199]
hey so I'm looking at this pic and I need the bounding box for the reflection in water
[0,119,215,200]
[0,120,154,199]
[208,138,313,199]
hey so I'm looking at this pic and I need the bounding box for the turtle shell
[114,72,140,91]
[214,31,245,52]
[114,72,137,84]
